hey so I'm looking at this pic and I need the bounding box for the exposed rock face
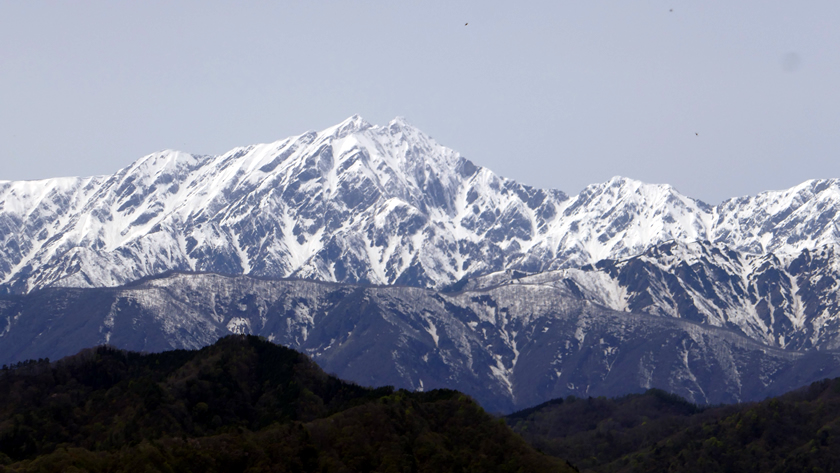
[2,116,840,413]
[3,272,839,413]
[550,241,840,351]
[1,117,839,296]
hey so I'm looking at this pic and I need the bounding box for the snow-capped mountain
[464,241,840,351]
[576,241,840,351]
[0,116,564,292]
[2,116,839,297]
[3,116,840,411]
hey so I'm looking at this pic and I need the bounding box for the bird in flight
[695,132,699,136]
[465,22,469,26]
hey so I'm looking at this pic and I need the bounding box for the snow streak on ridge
[0,116,838,295]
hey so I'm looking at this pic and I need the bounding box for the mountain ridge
[0,335,573,472]
[4,270,840,412]
[2,117,840,413]
[1,116,839,297]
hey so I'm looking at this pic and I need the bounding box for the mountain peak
[328,114,372,138]
[1,117,839,295]
[388,116,413,128]
[583,176,681,199]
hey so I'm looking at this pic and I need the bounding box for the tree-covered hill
[0,335,573,472]
[507,380,840,472]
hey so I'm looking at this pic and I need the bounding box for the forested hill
[0,336,572,472]
[7,328,840,472]
[507,380,840,472]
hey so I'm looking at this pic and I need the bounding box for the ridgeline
[507,381,840,472]
[0,335,572,472]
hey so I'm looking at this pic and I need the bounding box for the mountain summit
[2,117,840,412]
[0,117,839,294]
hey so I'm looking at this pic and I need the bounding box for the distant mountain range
[2,116,838,295]
[1,116,839,412]
[3,271,840,413]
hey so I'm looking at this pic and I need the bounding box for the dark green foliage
[507,381,840,472]
[506,389,711,471]
[0,335,571,472]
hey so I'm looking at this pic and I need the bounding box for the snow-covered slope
[713,179,840,254]
[0,116,839,296]
[0,116,565,292]
[467,241,840,350]
[2,117,840,410]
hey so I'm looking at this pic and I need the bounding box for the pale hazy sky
[1,1,839,203]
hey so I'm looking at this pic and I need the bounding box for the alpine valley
[2,116,840,412]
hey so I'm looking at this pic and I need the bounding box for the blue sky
[1,1,838,203]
